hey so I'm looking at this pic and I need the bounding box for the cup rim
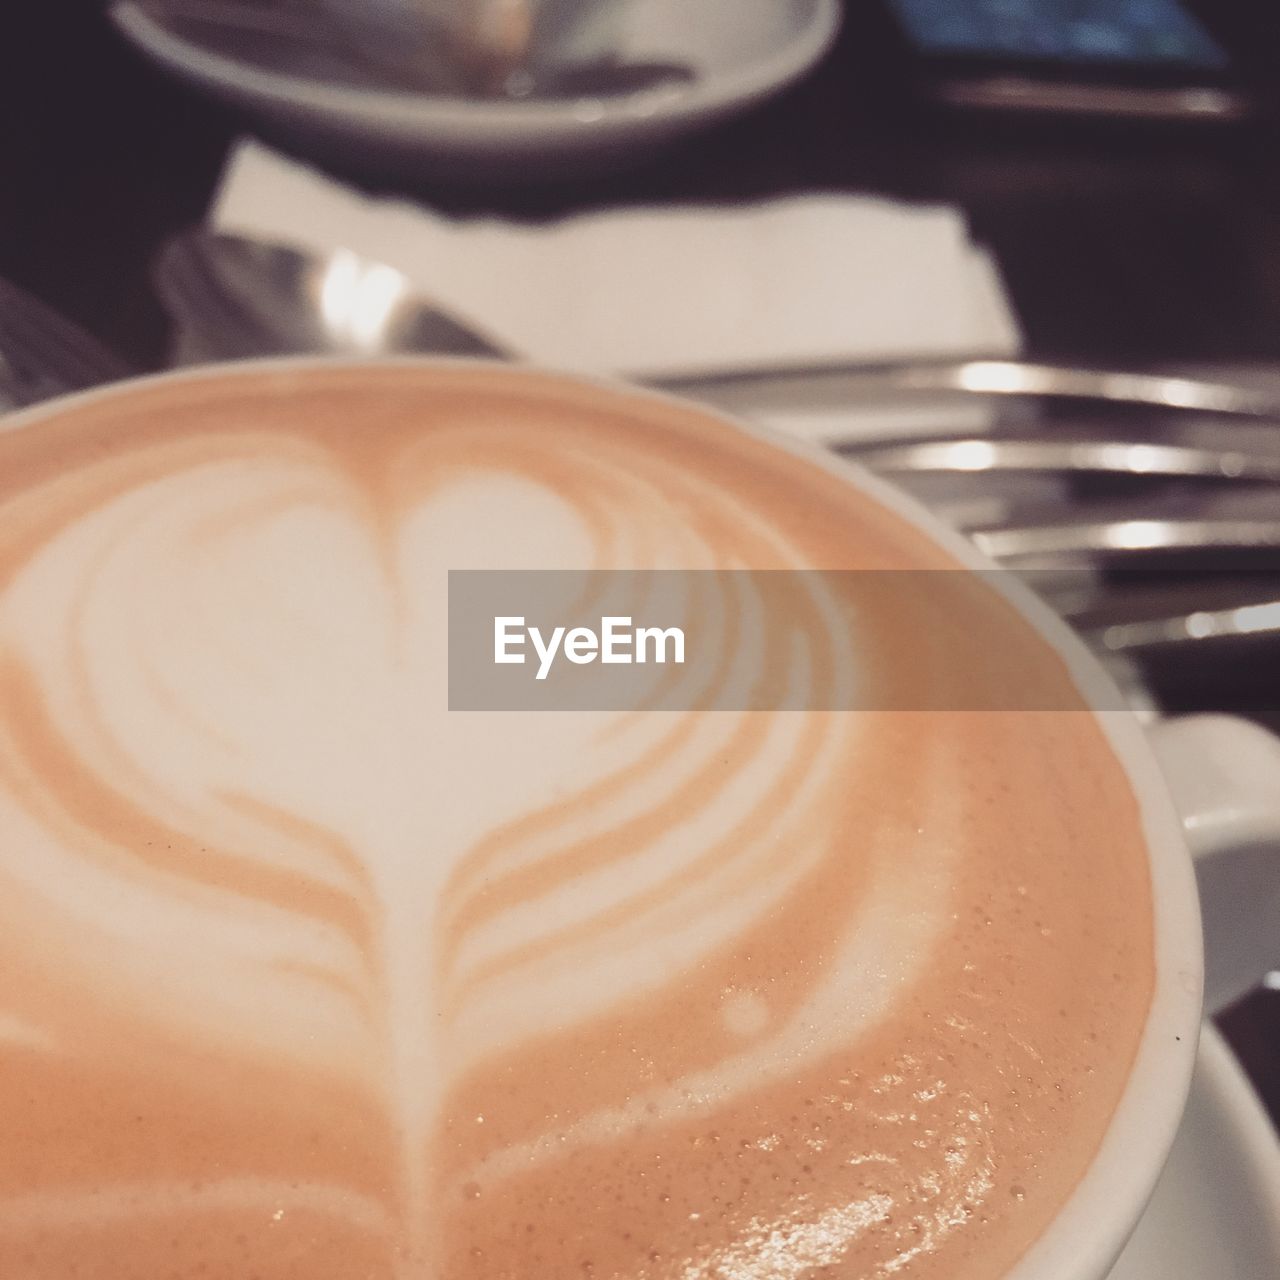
[1,354,1204,1280]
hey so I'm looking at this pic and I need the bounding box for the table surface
[1,0,1278,1132]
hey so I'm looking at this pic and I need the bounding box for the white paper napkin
[212,139,1022,442]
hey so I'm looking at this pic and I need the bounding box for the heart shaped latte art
[0,368,1153,1280]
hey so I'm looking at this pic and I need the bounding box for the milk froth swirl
[0,366,1153,1280]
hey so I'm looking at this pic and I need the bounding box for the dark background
[0,0,1277,1127]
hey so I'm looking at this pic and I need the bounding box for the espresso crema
[0,365,1153,1280]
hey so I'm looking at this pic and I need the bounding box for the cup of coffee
[0,359,1275,1279]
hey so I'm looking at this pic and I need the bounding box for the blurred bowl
[109,0,841,180]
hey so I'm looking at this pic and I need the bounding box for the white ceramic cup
[3,358,1278,1280]
[1015,712,1280,1280]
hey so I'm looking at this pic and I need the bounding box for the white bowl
[110,0,842,179]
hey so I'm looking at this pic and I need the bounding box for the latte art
[0,365,1154,1280]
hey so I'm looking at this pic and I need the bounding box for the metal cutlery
[847,426,1280,483]
[157,231,1280,426]
[1067,579,1280,653]
[664,359,1280,420]
[970,491,1280,566]
[154,232,505,363]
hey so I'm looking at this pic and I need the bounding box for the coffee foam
[0,365,1153,1280]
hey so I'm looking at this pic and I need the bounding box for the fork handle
[658,359,1280,421]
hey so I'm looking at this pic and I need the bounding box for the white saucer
[110,0,841,178]
[1110,1022,1280,1279]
